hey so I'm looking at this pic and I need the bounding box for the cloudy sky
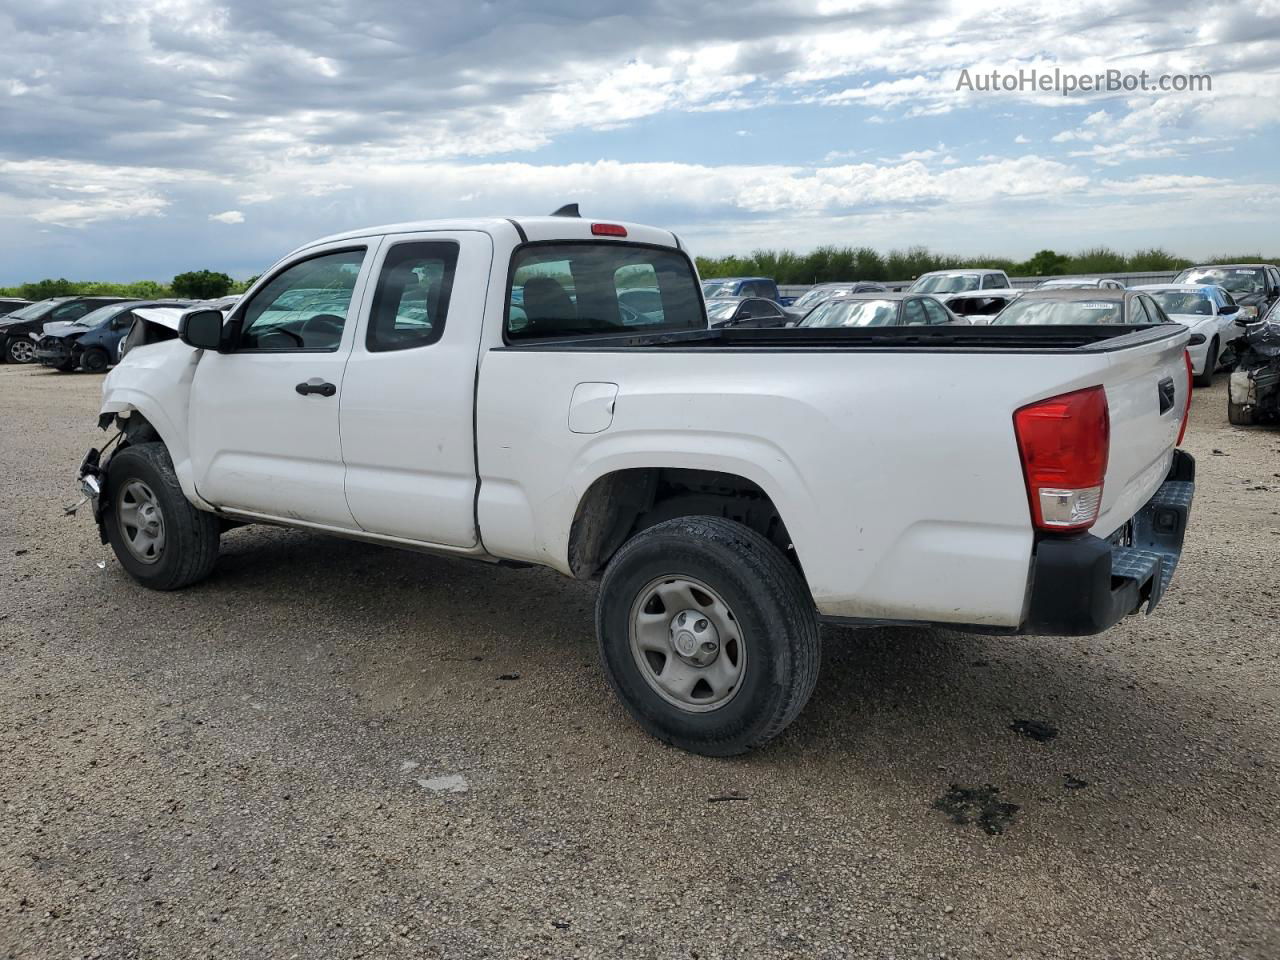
[2,0,1279,282]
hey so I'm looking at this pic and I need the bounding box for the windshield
[910,274,979,293]
[2,299,60,322]
[1146,291,1213,316]
[799,299,899,327]
[72,303,126,327]
[993,298,1123,325]
[1039,279,1097,288]
[702,281,733,298]
[706,300,739,320]
[1175,267,1265,295]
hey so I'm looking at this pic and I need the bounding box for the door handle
[295,379,337,397]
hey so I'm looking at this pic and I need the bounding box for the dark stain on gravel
[1010,718,1059,742]
[933,784,1021,835]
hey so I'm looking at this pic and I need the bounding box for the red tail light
[591,222,627,237]
[1177,350,1192,446]
[1014,386,1110,532]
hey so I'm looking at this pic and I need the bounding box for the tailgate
[1090,329,1189,537]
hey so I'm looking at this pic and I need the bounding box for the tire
[5,337,35,364]
[1193,338,1217,388]
[596,516,820,756]
[80,347,110,373]
[103,442,220,590]
[1228,399,1256,426]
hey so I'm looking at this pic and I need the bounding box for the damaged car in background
[936,288,1022,324]
[33,300,193,372]
[1227,306,1280,426]
[1174,263,1280,323]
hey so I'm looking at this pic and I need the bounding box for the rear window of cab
[506,242,705,341]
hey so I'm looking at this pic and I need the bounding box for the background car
[1172,263,1280,323]
[1129,284,1242,385]
[0,298,32,317]
[782,281,887,321]
[33,299,192,372]
[1036,277,1126,290]
[700,276,793,305]
[936,289,1022,324]
[796,292,960,327]
[0,296,130,363]
[990,288,1171,326]
[908,269,1011,294]
[705,296,790,328]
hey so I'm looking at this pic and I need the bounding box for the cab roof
[295,216,682,258]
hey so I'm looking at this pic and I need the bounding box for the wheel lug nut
[701,641,717,652]
[695,619,708,631]
[678,613,687,625]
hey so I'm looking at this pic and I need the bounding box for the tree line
[3,246,1277,300]
[0,270,258,302]
[695,247,1279,285]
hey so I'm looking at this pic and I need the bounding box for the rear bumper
[1022,450,1195,636]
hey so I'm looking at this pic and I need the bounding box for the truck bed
[496,323,1181,353]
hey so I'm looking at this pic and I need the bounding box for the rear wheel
[1193,338,1218,388]
[596,516,820,756]
[5,337,34,364]
[80,347,110,373]
[103,442,220,590]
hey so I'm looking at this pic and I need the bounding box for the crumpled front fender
[99,341,210,508]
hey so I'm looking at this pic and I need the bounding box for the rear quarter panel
[476,340,1184,628]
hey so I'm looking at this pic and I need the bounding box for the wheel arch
[100,391,207,508]
[566,466,804,582]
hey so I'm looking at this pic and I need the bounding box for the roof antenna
[550,203,581,218]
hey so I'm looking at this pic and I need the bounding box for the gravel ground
[1,361,1277,960]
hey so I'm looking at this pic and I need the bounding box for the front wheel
[103,442,221,590]
[596,516,820,756]
[1193,338,1218,388]
[5,337,35,364]
[80,347,110,373]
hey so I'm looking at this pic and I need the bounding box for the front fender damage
[80,340,206,540]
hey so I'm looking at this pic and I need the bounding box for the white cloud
[2,0,1280,275]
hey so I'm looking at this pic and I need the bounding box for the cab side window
[238,249,366,351]
[902,299,926,325]
[367,242,459,352]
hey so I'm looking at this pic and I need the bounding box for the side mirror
[1219,303,1239,316]
[1235,315,1252,327]
[179,309,227,351]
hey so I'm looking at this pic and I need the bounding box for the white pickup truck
[79,213,1197,756]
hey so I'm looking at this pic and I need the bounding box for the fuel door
[568,382,619,434]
